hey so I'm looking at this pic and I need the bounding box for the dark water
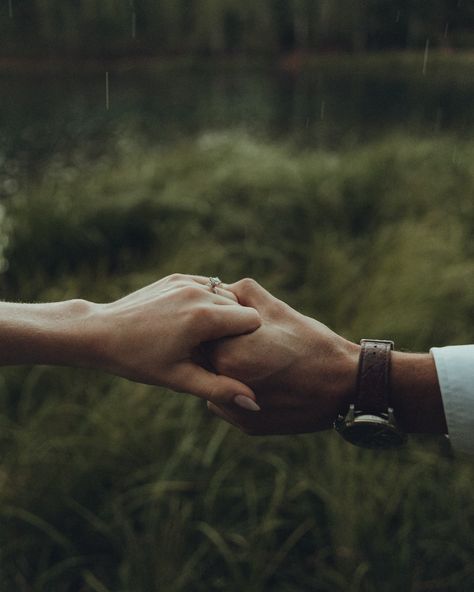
[1,57,474,190]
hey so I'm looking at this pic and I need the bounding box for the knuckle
[180,285,204,301]
[238,277,259,291]
[166,273,185,283]
[190,304,213,324]
[248,307,262,323]
[268,299,285,316]
[206,382,219,403]
[212,351,235,375]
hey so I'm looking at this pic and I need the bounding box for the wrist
[0,299,99,368]
[334,340,361,414]
[331,345,447,435]
[57,299,103,369]
[303,321,360,429]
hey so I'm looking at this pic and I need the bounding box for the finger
[208,292,241,306]
[192,286,238,304]
[173,282,236,303]
[188,275,229,289]
[173,362,261,409]
[199,304,261,341]
[165,274,216,286]
[188,278,235,302]
[110,274,228,305]
[184,275,216,285]
[212,287,238,303]
[113,282,235,309]
[226,278,279,310]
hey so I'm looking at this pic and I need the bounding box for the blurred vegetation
[1,1,474,588]
[1,131,474,590]
[3,53,474,188]
[1,0,474,57]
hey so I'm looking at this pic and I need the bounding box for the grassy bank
[1,132,474,590]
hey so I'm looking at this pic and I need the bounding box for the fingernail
[234,395,261,412]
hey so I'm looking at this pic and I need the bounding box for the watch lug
[345,404,356,424]
[387,407,396,425]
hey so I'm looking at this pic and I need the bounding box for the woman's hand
[0,274,261,409]
[88,274,262,407]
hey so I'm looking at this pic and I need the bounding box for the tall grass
[1,132,474,590]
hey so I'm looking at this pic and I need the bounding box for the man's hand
[206,279,360,434]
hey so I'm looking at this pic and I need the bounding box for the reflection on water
[1,57,474,189]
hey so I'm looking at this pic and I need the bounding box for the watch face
[339,416,406,449]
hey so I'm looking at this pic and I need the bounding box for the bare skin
[0,274,262,408]
[0,274,448,432]
[207,278,447,436]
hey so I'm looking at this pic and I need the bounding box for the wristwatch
[334,339,406,449]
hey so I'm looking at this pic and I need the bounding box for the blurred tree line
[1,0,473,57]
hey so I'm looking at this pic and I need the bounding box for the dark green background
[1,2,474,591]
[1,0,474,56]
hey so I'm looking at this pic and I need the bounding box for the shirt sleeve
[430,345,474,455]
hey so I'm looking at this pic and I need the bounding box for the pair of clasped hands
[93,274,360,435]
[0,273,443,435]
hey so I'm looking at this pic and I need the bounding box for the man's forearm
[391,351,447,434]
[324,347,447,435]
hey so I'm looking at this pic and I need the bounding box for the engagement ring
[209,277,223,293]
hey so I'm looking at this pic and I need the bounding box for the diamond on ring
[209,276,223,293]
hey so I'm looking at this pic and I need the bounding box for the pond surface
[1,55,474,187]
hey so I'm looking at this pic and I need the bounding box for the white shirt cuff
[431,345,474,455]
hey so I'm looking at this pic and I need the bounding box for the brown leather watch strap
[355,339,394,415]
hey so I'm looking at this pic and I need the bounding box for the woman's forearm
[0,275,262,410]
[0,299,96,367]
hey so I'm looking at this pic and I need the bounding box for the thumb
[200,304,261,342]
[172,362,261,411]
